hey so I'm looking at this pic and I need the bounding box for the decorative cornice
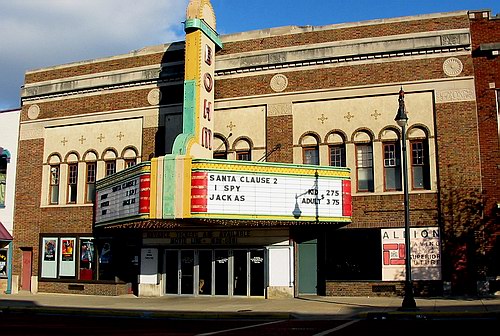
[21,77,182,103]
[215,46,470,77]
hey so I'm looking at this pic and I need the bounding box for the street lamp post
[394,87,417,310]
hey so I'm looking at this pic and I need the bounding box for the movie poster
[61,239,74,261]
[44,239,56,261]
[41,237,58,278]
[80,239,94,263]
[59,237,76,277]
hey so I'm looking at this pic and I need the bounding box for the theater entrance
[164,248,265,297]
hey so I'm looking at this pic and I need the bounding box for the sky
[1,0,499,110]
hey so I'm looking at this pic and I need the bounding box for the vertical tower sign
[174,0,223,159]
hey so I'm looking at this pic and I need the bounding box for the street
[1,311,498,336]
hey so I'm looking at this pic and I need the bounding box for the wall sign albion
[191,171,351,221]
[381,227,441,281]
[95,174,150,224]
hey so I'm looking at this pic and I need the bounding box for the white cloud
[0,0,189,109]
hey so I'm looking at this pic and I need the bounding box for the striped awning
[0,221,13,241]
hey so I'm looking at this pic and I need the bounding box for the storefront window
[79,238,96,280]
[0,249,7,277]
[98,240,114,280]
[40,236,100,281]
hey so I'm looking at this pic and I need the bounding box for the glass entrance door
[198,250,212,295]
[180,250,194,294]
[233,250,248,296]
[165,250,179,294]
[250,249,265,296]
[164,248,265,297]
[214,250,229,295]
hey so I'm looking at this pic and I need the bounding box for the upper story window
[301,134,320,165]
[411,139,430,189]
[356,143,374,192]
[0,151,9,207]
[66,153,79,204]
[125,159,136,168]
[234,138,252,161]
[103,149,117,177]
[67,163,78,203]
[407,127,431,190]
[84,151,98,204]
[105,160,116,176]
[329,145,346,167]
[236,151,251,161]
[213,134,228,160]
[354,130,374,192]
[50,165,60,204]
[383,142,402,191]
[47,154,62,205]
[86,162,96,203]
[123,147,138,168]
[304,146,319,165]
[327,132,347,167]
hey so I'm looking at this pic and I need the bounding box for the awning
[0,221,13,241]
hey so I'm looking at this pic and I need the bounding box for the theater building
[10,1,498,297]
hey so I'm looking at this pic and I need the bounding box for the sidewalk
[1,292,499,320]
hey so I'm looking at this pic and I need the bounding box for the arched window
[408,127,431,190]
[327,132,346,167]
[66,152,79,204]
[103,149,117,176]
[84,151,98,203]
[234,138,252,161]
[354,130,374,192]
[213,134,228,160]
[381,128,402,191]
[122,147,139,168]
[301,134,319,165]
[48,154,62,204]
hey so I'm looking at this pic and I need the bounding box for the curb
[0,306,292,320]
[360,311,500,320]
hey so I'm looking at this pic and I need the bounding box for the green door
[298,239,317,294]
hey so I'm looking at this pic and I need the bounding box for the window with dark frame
[329,144,346,167]
[67,163,78,203]
[383,142,402,191]
[236,150,251,161]
[0,154,7,207]
[105,160,116,176]
[86,162,96,203]
[303,146,319,165]
[356,143,374,192]
[411,140,431,189]
[50,165,60,204]
[0,249,7,277]
[213,151,227,160]
[125,158,136,168]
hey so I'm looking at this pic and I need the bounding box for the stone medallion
[270,74,288,92]
[147,88,162,105]
[27,104,40,120]
[443,57,463,77]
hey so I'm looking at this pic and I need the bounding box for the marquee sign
[191,168,351,221]
[95,173,150,225]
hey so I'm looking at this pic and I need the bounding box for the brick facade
[470,11,500,217]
